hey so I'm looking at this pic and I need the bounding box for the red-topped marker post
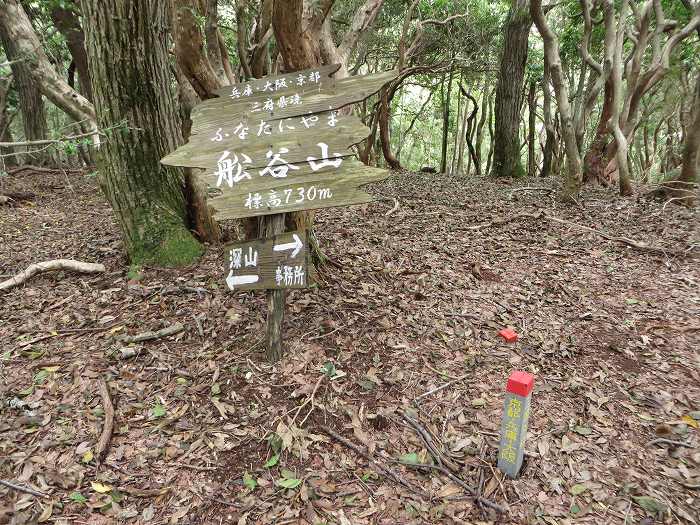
[497,371,534,478]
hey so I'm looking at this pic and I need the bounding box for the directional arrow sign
[273,233,303,258]
[224,230,314,291]
[225,274,259,290]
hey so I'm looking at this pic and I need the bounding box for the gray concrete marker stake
[497,370,534,478]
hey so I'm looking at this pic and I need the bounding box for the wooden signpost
[224,230,315,291]
[162,65,397,359]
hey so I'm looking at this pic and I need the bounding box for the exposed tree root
[0,259,106,292]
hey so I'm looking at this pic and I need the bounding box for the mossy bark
[83,0,201,266]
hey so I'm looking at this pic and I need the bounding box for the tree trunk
[462,89,480,176]
[171,0,223,99]
[272,0,328,266]
[379,86,402,170]
[170,0,222,242]
[440,67,453,173]
[0,22,52,166]
[0,74,16,165]
[83,0,201,266]
[531,0,582,202]
[493,0,532,178]
[541,64,556,177]
[0,0,96,145]
[609,0,633,196]
[486,89,495,176]
[251,0,274,78]
[679,90,699,187]
[451,82,463,173]
[583,76,613,185]
[204,0,230,85]
[49,1,92,101]
[475,77,489,175]
[527,79,537,177]
[654,74,699,205]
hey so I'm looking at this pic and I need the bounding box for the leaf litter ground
[0,169,698,525]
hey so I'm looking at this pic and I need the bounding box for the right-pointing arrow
[273,233,304,258]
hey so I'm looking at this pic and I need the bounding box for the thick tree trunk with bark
[679,78,700,188]
[83,0,201,266]
[0,22,52,166]
[653,74,699,205]
[493,0,532,178]
[0,0,96,131]
[171,0,223,100]
[609,0,633,196]
[583,77,613,185]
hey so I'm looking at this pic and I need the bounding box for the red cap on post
[506,371,534,397]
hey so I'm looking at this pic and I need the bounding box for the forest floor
[0,168,699,525]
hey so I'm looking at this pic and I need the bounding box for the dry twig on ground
[96,377,115,465]
[319,426,428,498]
[0,259,106,292]
[0,479,48,498]
[117,322,185,344]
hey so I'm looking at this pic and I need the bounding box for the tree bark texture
[531,0,582,202]
[171,0,223,100]
[379,86,402,170]
[609,0,633,196]
[0,73,15,164]
[493,0,532,178]
[583,77,613,185]
[474,77,489,175]
[527,79,537,178]
[204,0,231,85]
[0,21,52,166]
[440,68,453,173]
[49,1,92,101]
[540,65,556,178]
[484,90,494,176]
[679,75,700,188]
[462,89,480,176]
[0,0,96,129]
[83,0,201,266]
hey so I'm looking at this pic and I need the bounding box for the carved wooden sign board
[162,65,397,291]
[225,231,316,292]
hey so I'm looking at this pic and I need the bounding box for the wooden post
[260,213,286,361]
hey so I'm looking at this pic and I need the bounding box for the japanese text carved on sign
[225,230,314,291]
[161,65,398,220]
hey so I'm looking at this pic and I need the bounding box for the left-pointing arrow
[226,273,259,290]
